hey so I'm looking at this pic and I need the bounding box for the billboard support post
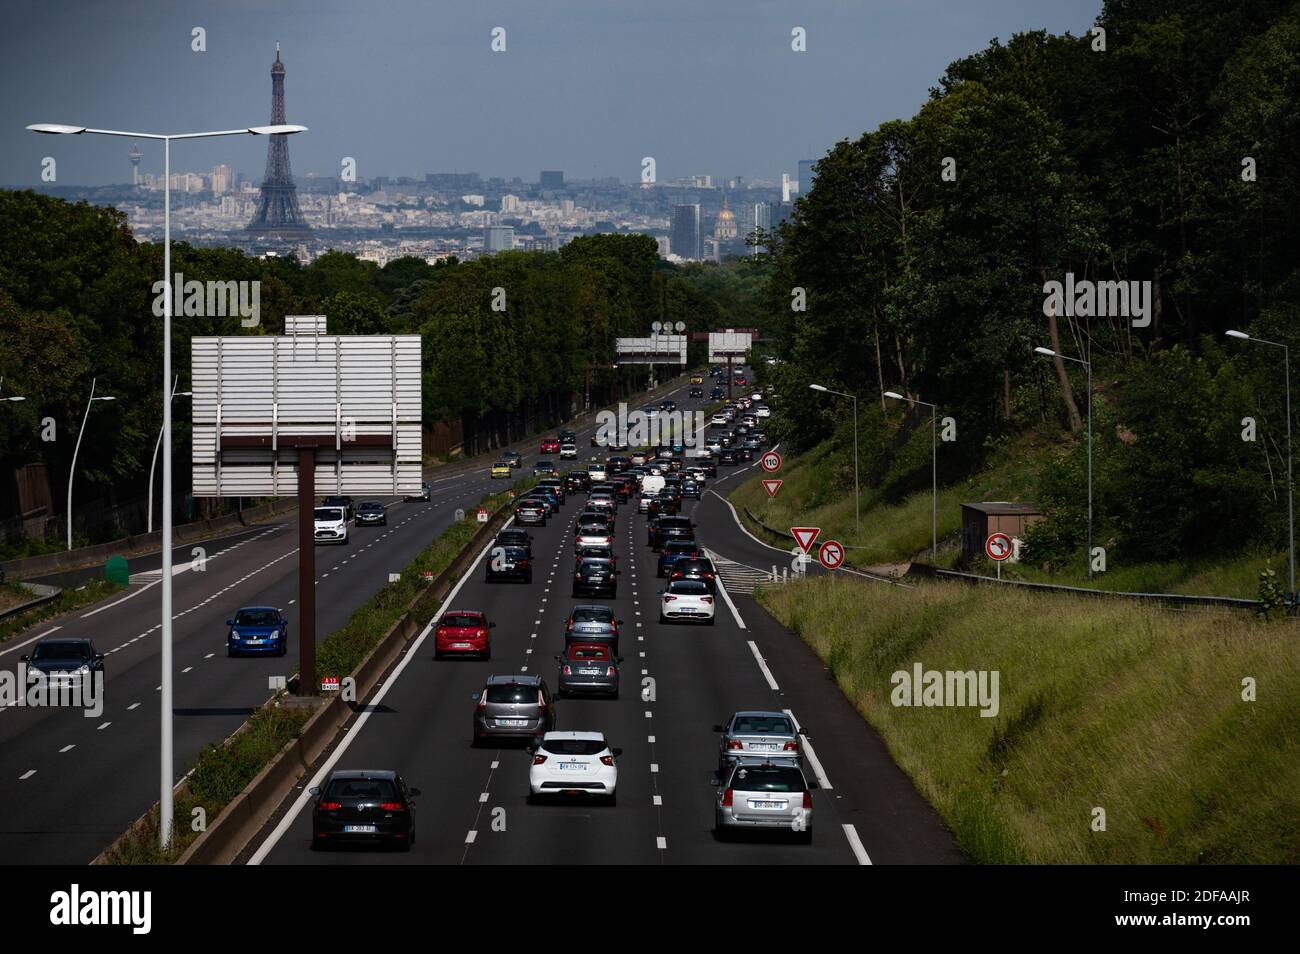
[297,445,317,695]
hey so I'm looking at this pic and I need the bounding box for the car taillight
[803,791,813,810]
[575,573,583,580]
[784,741,799,751]
[478,628,488,638]
[533,754,547,765]
[319,801,341,810]
[606,666,617,677]
[380,802,405,812]
[664,595,675,602]
[721,788,734,807]
[566,620,574,631]
[727,739,744,750]
[701,596,713,604]
[476,693,486,712]
[600,755,615,766]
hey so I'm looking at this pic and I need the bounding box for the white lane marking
[478,792,489,803]
[653,795,662,806]
[59,744,75,753]
[747,640,779,691]
[843,824,872,865]
[656,836,667,850]
[0,625,63,659]
[79,578,160,617]
[248,532,497,865]
[127,703,140,710]
[97,721,112,730]
[714,571,747,630]
[782,708,832,790]
[491,760,500,770]
[19,769,36,780]
[465,830,478,844]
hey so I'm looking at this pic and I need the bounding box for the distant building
[670,204,701,260]
[501,194,522,213]
[798,158,817,195]
[484,225,514,253]
[713,193,737,241]
[211,164,232,195]
[782,173,793,203]
[540,170,564,190]
[656,235,672,258]
[426,172,483,192]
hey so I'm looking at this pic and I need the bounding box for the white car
[588,462,608,482]
[313,506,348,545]
[756,405,771,418]
[560,443,577,459]
[574,528,614,551]
[711,413,729,426]
[659,578,716,624]
[692,446,713,459]
[528,731,620,804]
[751,391,763,401]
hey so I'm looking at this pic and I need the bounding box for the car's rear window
[579,561,612,573]
[542,739,608,756]
[486,685,540,704]
[662,517,691,528]
[324,777,399,801]
[668,580,709,594]
[441,614,483,628]
[664,541,698,554]
[234,609,279,626]
[732,715,795,735]
[568,645,610,661]
[730,766,805,792]
[571,607,613,623]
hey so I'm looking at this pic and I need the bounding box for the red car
[434,610,495,660]
[540,437,561,454]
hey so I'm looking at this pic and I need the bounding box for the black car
[681,478,702,499]
[643,491,678,518]
[555,643,622,698]
[719,448,739,466]
[496,528,533,551]
[487,544,533,583]
[710,386,724,399]
[355,501,387,526]
[321,495,354,519]
[558,429,577,444]
[533,460,557,476]
[648,514,696,550]
[21,637,104,684]
[607,456,631,474]
[737,446,755,462]
[658,540,703,577]
[527,487,561,514]
[564,470,592,493]
[572,558,619,597]
[514,499,547,526]
[670,557,718,592]
[404,481,432,502]
[310,770,418,851]
[689,386,703,398]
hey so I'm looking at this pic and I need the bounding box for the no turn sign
[818,539,845,570]
[985,532,1012,562]
[760,450,782,473]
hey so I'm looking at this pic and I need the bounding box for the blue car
[657,540,702,577]
[226,606,288,657]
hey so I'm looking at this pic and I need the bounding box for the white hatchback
[528,731,620,804]
[659,578,716,624]
[560,443,577,459]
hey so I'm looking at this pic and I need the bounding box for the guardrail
[0,582,62,622]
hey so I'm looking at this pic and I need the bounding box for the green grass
[756,575,1300,864]
[0,579,125,646]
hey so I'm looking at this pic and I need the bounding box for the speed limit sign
[760,450,782,473]
[985,532,1012,562]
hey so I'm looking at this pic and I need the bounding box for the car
[587,461,608,482]
[659,578,716,624]
[540,437,561,454]
[355,501,387,526]
[695,457,718,477]
[670,557,718,592]
[502,450,523,468]
[536,478,567,504]
[659,399,676,412]
[606,436,630,452]
[564,469,591,493]
[690,374,704,384]
[533,460,557,476]
[680,477,702,499]
[555,643,622,698]
[528,731,620,804]
[608,474,634,502]
[657,540,704,577]
[472,675,556,746]
[404,480,432,502]
[751,391,764,401]
[591,430,609,447]
[491,461,513,479]
[738,446,756,462]
[643,491,679,518]
[486,544,533,583]
[578,508,615,533]
[710,386,724,400]
[714,760,813,843]
[310,770,418,851]
[574,529,614,552]
[719,448,739,466]
[434,609,495,660]
[642,404,659,419]
[648,514,695,550]
[526,488,561,514]
[313,505,349,545]
[714,710,802,772]
[558,429,577,444]
[605,455,630,473]
[496,527,533,550]
[225,606,288,657]
[514,499,548,526]
[560,442,577,459]
[756,405,772,418]
[574,543,617,569]
[734,375,747,386]
[587,491,616,514]
[710,413,729,427]
[572,558,619,597]
[21,637,104,687]
[564,604,623,654]
[321,495,354,520]
[689,386,703,398]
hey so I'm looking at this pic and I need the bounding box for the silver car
[714,710,802,774]
[715,758,813,842]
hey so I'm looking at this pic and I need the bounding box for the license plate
[751,743,777,751]
[557,762,586,772]
[749,800,785,810]
[453,643,471,649]
[245,639,264,645]
[343,825,377,833]
[498,719,528,727]
[678,607,696,614]
[579,669,602,675]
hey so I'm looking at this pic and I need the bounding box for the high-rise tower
[246,43,311,238]
[129,142,143,186]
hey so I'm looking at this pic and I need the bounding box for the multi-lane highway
[0,386,682,864]
[245,382,960,865]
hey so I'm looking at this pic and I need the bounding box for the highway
[247,384,960,865]
[0,389,670,864]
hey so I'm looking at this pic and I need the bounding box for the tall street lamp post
[809,383,859,535]
[1035,345,1093,578]
[884,391,939,560]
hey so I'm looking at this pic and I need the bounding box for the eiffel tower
[246,43,311,238]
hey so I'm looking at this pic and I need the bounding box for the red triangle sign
[790,526,820,553]
[762,478,783,498]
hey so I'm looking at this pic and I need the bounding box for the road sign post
[760,450,782,473]
[985,531,1012,580]
[791,527,820,553]
[762,478,782,498]
[818,539,845,571]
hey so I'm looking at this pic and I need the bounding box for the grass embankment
[733,434,1281,598]
[0,579,125,645]
[105,478,534,863]
[756,575,1300,864]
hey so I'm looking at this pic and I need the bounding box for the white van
[588,461,608,482]
[313,506,348,545]
[640,473,666,496]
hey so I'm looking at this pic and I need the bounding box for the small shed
[961,502,1043,561]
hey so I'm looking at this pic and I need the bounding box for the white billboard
[614,335,687,365]
[708,331,752,363]
[192,331,422,497]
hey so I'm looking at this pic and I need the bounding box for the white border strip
[746,640,779,691]
[782,708,832,791]
[842,824,872,865]
[712,569,747,630]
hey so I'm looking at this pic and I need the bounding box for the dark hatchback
[321,495,354,519]
[657,540,704,577]
[21,637,104,684]
[496,527,533,551]
[310,770,418,851]
[536,478,567,504]
[486,545,533,583]
[719,448,740,466]
[555,643,622,698]
[648,515,696,550]
[225,606,288,656]
[573,558,619,597]
[514,499,547,526]
[355,501,387,526]
[565,604,623,655]
[564,470,592,493]
[670,557,718,592]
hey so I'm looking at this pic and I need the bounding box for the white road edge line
[713,568,747,630]
[842,823,872,865]
[0,625,63,659]
[782,708,832,791]
[248,531,499,865]
[747,640,779,691]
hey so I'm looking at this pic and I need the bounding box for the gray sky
[2,0,1100,186]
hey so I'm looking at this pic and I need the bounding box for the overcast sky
[2,0,1100,187]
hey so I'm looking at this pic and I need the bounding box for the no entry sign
[762,478,783,498]
[760,450,783,473]
[985,532,1012,562]
[818,539,845,570]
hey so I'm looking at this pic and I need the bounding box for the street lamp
[809,383,859,534]
[29,120,306,852]
[67,377,116,550]
[1226,329,1294,599]
[148,377,192,534]
[1035,345,1094,577]
[884,390,940,560]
